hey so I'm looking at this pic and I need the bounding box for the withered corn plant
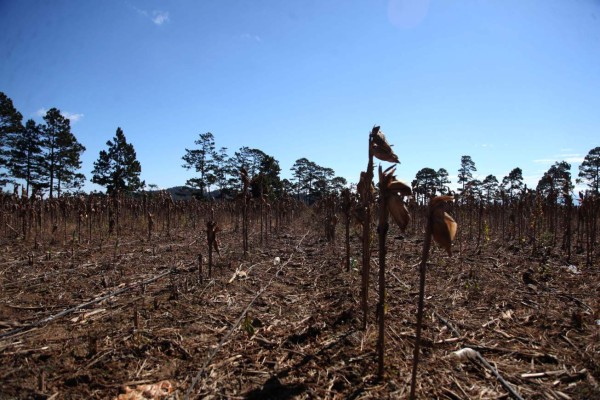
[410,195,457,399]
[317,195,338,243]
[356,125,400,330]
[376,164,411,378]
[240,167,251,256]
[562,181,573,263]
[206,220,220,278]
[341,189,353,271]
[579,191,599,266]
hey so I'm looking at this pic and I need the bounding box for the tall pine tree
[458,155,477,194]
[10,119,43,196]
[577,146,600,194]
[39,108,85,198]
[537,161,572,201]
[182,132,217,198]
[502,167,524,198]
[92,127,144,194]
[0,92,24,186]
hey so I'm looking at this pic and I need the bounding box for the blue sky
[1,0,599,193]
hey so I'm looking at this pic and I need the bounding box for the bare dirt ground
[0,212,598,399]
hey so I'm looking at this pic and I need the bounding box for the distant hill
[161,186,200,200]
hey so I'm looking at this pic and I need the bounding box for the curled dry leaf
[387,180,412,196]
[380,164,412,232]
[430,196,457,256]
[371,128,400,163]
[387,194,410,232]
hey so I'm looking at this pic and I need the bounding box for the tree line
[1,93,86,198]
[411,151,600,205]
[181,131,348,202]
[0,92,348,201]
[2,92,599,200]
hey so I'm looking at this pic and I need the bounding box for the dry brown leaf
[387,194,411,232]
[371,128,400,163]
[430,196,457,256]
[388,180,412,196]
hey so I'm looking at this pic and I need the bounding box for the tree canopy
[182,132,217,198]
[577,146,600,194]
[92,127,144,194]
[537,161,573,202]
[502,167,524,198]
[38,108,86,198]
[9,119,43,196]
[0,92,24,186]
[457,155,476,193]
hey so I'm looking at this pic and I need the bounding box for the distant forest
[1,92,599,202]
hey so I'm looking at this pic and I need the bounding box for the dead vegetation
[0,185,599,400]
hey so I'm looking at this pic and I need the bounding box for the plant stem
[361,133,374,330]
[377,169,389,378]
[409,205,433,400]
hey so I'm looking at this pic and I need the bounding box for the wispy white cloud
[128,3,169,26]
[152,11,169,26]
[34,108,84,123]
[533,153,584,165]
[62,111,84,123]
[564,156,585,163]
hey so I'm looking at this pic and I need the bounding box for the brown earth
[0,212,598,399]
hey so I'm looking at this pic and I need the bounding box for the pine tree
[92,127,144,194]
[291,158,310,200]
[458,155,477,193]
[482,174,499,203]
[0,92,24,185]
[213,147,230,196]
[435,168,451,195]
[414,167,438,200]
[9,119,43,196]
[502,167,524,198]
[182,132,217,198]
[537,161,572,200]
[577,146,600,194]
[330,176,348,194]
[39,108,86,198]
[256,154,282,198]
[56,128,86,195]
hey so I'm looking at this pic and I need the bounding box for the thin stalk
[409,206,433,400]
[377,169,389,378]
[361,136,374,330]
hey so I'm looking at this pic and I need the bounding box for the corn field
[0,178,599,399]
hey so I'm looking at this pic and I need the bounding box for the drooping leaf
[387,194,411,232]
[430,196,457,256]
